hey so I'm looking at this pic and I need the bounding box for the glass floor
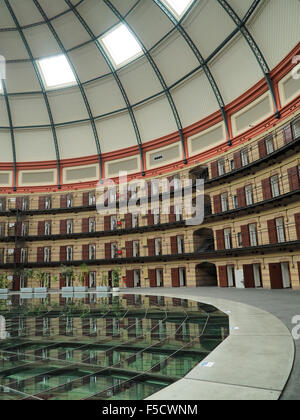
[0,294,229,400]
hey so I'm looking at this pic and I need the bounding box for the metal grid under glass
[0,294,229,400]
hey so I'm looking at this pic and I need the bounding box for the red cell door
[269,263,283,289]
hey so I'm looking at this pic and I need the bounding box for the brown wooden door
[218,266,228,287]
[147,239,155,256]
[170,236,178,254]
[126,270,134,288]
[237,187,246,208]
[60,195,67,209]
[241,225,250,247]
[258,138,267,158]
[59,274,66,289]
[243,265,255,288]
[104,216,110,231]
[38,221,45,236]
[82,244,89,260]
[82,192,89,207]
[262,178,272,200]
[125,213,132,229]
[269,263,283,289]
[125,241,133,258]
[216,229,225,250]
[287,166,300,192]
[169,206,176,223]
[82,218,89,233]
[283,124,293,144]
[149,269,156,288]
[171,268,180,287]
[37,247,44,263]
[105,243,111,259]
[60,246,67,262]
[295,213,300,240]
[147,211,154,226]
[267,219,277,244]
[213,195,221,213]
[38,196,45,210]
[211,161,218,178]
[234,151,242,169]
[60,220,67,234]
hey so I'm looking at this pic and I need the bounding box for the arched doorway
[195,263,218,287]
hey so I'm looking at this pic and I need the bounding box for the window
[155,238,162,256]
[221,193,229,212]
[0,223,5,238]
[271,175,280,198]
[241,149,249,167]
[156,269,164,287]
[37,55,76,90]
[66,246,73,261]
[44,248,51,263]
[276,218,285,243]
[224,229,232,250]
[174,174,181,191]
[66,220,73,235]
[67,194,73,208]
[132,213,139,228]
[218,159,225,176]
[89,218,95,233]
[89,192,95,206]
[100,24,143,68]
[266,136,274,154]
[249,224,258,246]
[89,245,96,260]
[245,185,253,206]
[175,204,183,221]
[230,160,235,172]
[45,221,51,236]
[0,198,6,212]
[111,243,118,259]
[154,210,160,225]
[177,236,184,254]
[89,272,96,288]
[110,215,117,231]
[21,222,27,237]
[237,232,243,248]
[133,241,140,257]
[22,197,29,211]
[179,268,186,287]
[20,248,27,263]
[233,195,238,209]
[45,196,51,210]
[134,270,141,288]
[162,0,193,19]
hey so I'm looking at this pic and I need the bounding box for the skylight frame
[99,23,144,69]
[161,0,194,20]
[37,54,77,91]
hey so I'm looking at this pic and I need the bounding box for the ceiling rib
[103,0,188,164]
[216,0,280,118]
[0,2,264,134]
[64,0,146,176]
[31,0,104,180]
[152,0,231,146]
[4,0,62,190]
[1,79,17,191]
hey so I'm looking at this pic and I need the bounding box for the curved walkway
[122,287,298,401]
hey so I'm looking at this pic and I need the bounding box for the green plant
[101,273,108,287]
[22,268,34,288]
[112,268,121,288]
[35,270,49,288]
[77,264,90,287]
[0,274,9,290]
[61,265,75,286]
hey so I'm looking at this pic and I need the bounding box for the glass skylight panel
[37,55,76,90]
[100,24,143,68]
[162,0,194,19]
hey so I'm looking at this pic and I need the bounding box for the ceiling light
[100,24,143,68]
[37,55,77,90]
[162,0,194,19]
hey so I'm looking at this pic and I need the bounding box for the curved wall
[0,42,299,193]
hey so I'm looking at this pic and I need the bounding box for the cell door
[281,263,291,289]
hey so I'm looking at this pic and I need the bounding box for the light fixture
[37,54,77,90]
[162,0,194,19]
[100,23,143,68]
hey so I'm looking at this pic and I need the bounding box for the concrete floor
[122,287,300,401]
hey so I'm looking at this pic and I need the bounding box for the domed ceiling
[0,0,299,178]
